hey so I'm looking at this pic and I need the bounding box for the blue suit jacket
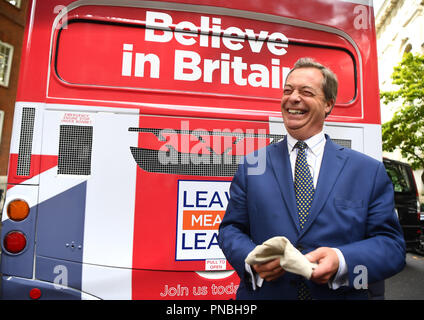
[218,135,405,300]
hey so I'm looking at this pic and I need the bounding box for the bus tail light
[7,199,30,221]
[29,288,41,300]
[3,231,27,254]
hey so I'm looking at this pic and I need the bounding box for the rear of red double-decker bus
[1,0,381,299]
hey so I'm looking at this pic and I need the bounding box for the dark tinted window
[384,161,413,193]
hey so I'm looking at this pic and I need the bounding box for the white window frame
[4,0,21,8]
[0,110,4,143]
[0,40,14,88]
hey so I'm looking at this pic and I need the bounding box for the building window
[4,0,21,8]
[0,41,14,87]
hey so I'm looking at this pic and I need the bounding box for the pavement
[385,253,424,300]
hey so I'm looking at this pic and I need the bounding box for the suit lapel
[299,136,348,237]
[269,138,300,233]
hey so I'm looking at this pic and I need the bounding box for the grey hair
[286,57,338,116]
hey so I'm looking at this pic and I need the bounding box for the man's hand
[252,258,285,281]
[305,247,339,284]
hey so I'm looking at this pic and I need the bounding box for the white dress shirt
[287,131,325,189]
[245,131,348,290]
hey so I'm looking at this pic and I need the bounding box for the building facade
[375,0,424,201]
[0,0,29,207]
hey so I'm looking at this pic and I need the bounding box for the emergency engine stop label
[176,180,231,261]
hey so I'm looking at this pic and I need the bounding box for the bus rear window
[54,15,356,104]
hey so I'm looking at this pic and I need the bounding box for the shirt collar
[287,131,326,157]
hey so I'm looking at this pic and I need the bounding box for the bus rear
[1,0,381,299]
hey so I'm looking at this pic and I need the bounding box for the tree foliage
[380,52,424,170]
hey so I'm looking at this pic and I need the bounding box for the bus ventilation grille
[17,107,36,176]
[332,139,352,149]
[129,127,285,177]
[130,147,242,177]
[129,131,351,177]
[58,125,93,175]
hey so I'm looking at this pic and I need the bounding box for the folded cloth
[245,236,317,280]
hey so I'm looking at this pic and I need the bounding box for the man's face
[281,67,333,140]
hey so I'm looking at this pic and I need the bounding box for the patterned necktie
[294,141,315,229]
[294,141,314,300]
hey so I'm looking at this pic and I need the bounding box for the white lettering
[121,44,133,76]
[220,53,230,84]
[144,10,289,56]
[145,11,173,43]
[271,59,280,88]
[211,17,222,48]
[173,51,289,88]
[267,32,288,56]
[203,58,220,83]
[246,29,268,53]
[175,21,198,46]
[199,16,210,47]
[248,63,269,88]
[222,26,245,51]
[121,11,293,89]
[135,53,160,78]
[282,66,291,87]
[231,56,248,86]
[174,50,202,81]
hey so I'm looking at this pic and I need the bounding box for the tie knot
[295,141,308,151]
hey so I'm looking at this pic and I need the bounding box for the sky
[373,0,384,16]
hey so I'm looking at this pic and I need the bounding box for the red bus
[1,0,381,299]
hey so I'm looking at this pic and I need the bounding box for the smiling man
[218,58,406,300]
[281,63,336,140]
